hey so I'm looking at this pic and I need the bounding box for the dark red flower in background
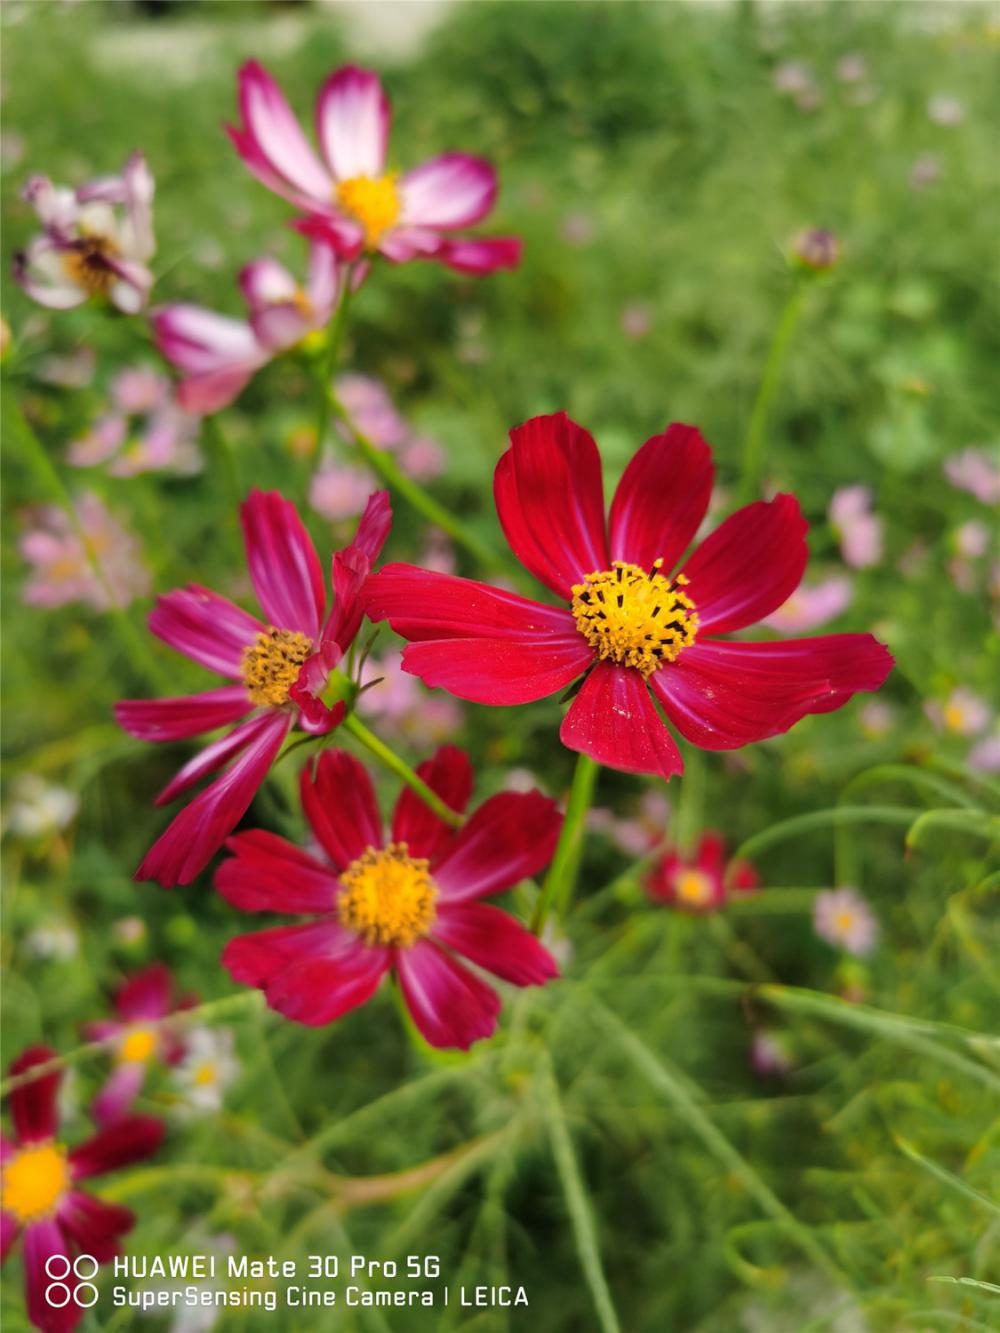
[365,413,893,779]
[645,831,758,914]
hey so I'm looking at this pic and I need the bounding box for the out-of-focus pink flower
[792,228,840,272]
[561,212,595,246]
[153,243,343,415]
[229,62,521,276]
[955,520,991,560]
[750,1030,793,1077]
[773,61,814,95]
[829,485,883,568]
[13,153,155,313]
[835,54,868,83]
[763,575,853,633]
[925,687,992,738]
[814,887,878,957]
[858,698,896,739]
[68,367,201,477]
[909,154,943,191]
[968,732,1000,774]
[309,458,377,523]
[398,435,445,481]
[419,530,456,575]
[334,373,446,481]
[360,648,463,747]
[620,303,652,340]
[927,94,964,126]
[19,493,150,611]
[646,832,758,914]
[36,346,97,389]
[589,788,671,858]
[943,448,1000,506]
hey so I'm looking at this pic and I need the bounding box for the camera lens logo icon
[44,1254,99,1309]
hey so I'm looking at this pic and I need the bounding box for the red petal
[432,902,559,986]
[92,1064,146,1128]
[154,712,275,808]
[149,584,265,679]
[400,635,591,705]
[300,749,382,871]
[323,491,392,647]
[652,635,894,750]
[115,687,251,742]
[396,941,501,1050]
[215,830,339,913]
[694,832,728,874]
[435,235,522,275]
[58,1191,135,1263]
[680,495,808,634]
[240,490,326,639]
[390,745,473,860]
[608,424,714,572]
[115,962,174,1021]
[494,413,609,599]
[24,1218,80,1333]
[432,790,563,903]
[560,662,683,779]
[364,564,576,641]
[8,1046,61,1143]
[69,1115,164,1180]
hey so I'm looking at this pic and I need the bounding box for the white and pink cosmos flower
[814,887,879,957]
[228,62,521,275]
[153,242,343,415]
[68,367,201,477]
[829,485,883,569]
[13,153,155,314]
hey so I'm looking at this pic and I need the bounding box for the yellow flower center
[571,561,699,677]
[241,628,313,708]
[119,1027,158,1064]
[193,1062,217,1087]
[1,1142,70,1224]
[335,173,401,249]
[943,702,967,733]
[338,842,438,948]
[61,235,119,296]
[834,911,856,935]
[675,870,714,907]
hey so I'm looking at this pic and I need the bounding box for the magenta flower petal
[293,212,366,260]
[390,745,474,860]
[116,963,173,1021]
[23,1217,77,1333]
[58,1192,135,1264]
[608,424,714,571]
[136,711,291,886]
[400,153,497,229]
[69,1115,165,1180]
[258,946,390,1027]
[177,364,260,415]
[300,749,383,871]
[154,712,277,808]
[222,921,348,984]
[680,495,808,634]
[152,304,262,375]
[432,790,562,903]
[234,61,331,201]
[240,489,326,639]
[315,64,391,180]
[432,902,559,985]
[9,1046,60,1143]
[397,940,502,1050]
[148,584,265,679]
[560,661,683,779]
[215,830,339,913]
[401,634,592,705]
[114,687,251,742]
[91,1062,146,1128]
[434,235,522,274]
[323,490,392,646]
[495,413,609,598]
[238,255,298,308]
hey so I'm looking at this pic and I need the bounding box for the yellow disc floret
[674,870,714,908]
[338,842,438,948]
[119,1027,158,1064]
[335,173,401,248]
[242,628,313,708]
[571,560,699,676]
[62,235,120,296]
[2,1142,71,1224]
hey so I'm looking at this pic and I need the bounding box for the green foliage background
[2,2,998,1330]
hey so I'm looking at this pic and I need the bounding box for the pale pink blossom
[309,458,376,523]
[814,888,879,957]
[620,303,652,340]
[588,788,671,858]
[955,520,991,560]
[925,687,992,738]
[360,648,463,746]
[561,212,595,247]
[763,576,852,633]
[20,493,150,611]
[829,485,883,568]
[334,374,446,481]
[773,61,814,95]
[943,448,1000,506]
[68,367,201,477]
[835,54,868,83]
[750,1030,793,1077]
[927,95,964,126]
[968,733,1000,774]
[909,154,943,191]
[858,699,896,739]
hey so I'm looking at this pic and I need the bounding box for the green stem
[341,712,464,828]
[6,397,170,692]
[738,281,805,504]
[532,753,599,933]
[314,278,355,455]
[730,805,918,873]
[202,413,241,511]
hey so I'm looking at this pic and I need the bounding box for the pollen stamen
[338,842,438,948]
[242,628,313,708]
[335,173,401,249]
[571,560,698,676]
[1,1142,71,1224]
[62,234,120,296]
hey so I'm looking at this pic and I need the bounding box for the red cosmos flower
[216,746,561,1050]
[228,62,521,274]
[645,832,758,914]
[82,966,195,1127]
[364,413,894,779]
[116,488,391,886]
[1,1047,163,1333]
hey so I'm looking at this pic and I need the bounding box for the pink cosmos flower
[762,575,852,633]
[68,367,200,477]
[645,832,758,913]
[365,413,893,780]
[588,788,671,858]
[13,153,155,314]
[968,733,1000,774]
[750,1030,793,1077]
[829,485,883,569]
[20,493,150,611]
[943,448,1000,506]
[359,648,463,747]
[229,62,521,275]
[925,687,992,738]
[152,242,343,414]
[814,888,879,957]
[82,966,195,1126]
[1,1046,164,1333]
[216,746,561,1050]
[115,488,391,886]
[309,458,377,524]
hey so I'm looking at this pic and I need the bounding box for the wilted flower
[927,95,964,126]
[217,746,561,1050]
[792,228,840,272]
[68,367,201,477]
[814,887,879,957]
[762,575,852,633]
[230,62,521,275]
[116,490,390,885]
[367,414,892,780]
[20,493,151,611]
[83,965,195,1125]
[925,687,992,738]
[13,153,155,313]
[645,832,758,914]
[172,1028,240,1116]
[3,775,78,841]
[1,1046,164,1331]
[829,485,883,569]
[943,447,1000,506]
